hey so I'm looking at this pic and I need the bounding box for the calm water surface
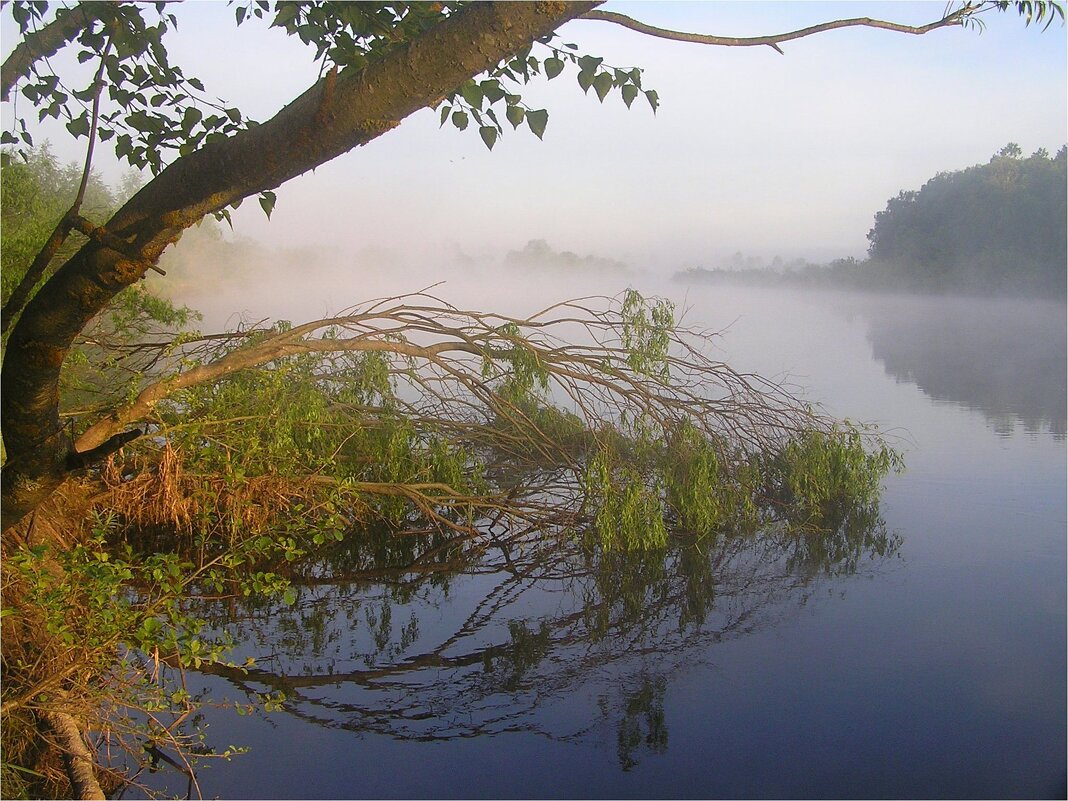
[140,285,1066,799]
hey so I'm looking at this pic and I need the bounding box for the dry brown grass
[101,441,371,542]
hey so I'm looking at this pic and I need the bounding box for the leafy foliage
[1,508,265,799]
[6,2,245,173]
[963,0,1065,30]
[0,145,113,308]
[866,144,1067,295]
[437,37,655,148]
[0,147,200,427]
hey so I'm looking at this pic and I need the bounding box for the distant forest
[677,144,1067,297]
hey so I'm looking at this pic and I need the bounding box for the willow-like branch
[73,291,819,458]
[579,5,976,54]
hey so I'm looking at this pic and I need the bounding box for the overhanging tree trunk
[1,1,601,533]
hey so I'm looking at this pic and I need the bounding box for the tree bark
[1,1,601,533]
[41,710,106,801]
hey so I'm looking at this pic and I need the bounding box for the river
[137,281,1066,799]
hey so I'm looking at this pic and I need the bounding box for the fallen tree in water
[2,288,900,797]
[85,289,899,547]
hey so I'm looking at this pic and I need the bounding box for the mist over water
[168,235,1063,438]
[138,237,1067,799]
[860,294,1067,438]
[156,227,673,329]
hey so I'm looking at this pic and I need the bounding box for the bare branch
[578,5,975,53]
[67,429,142,471]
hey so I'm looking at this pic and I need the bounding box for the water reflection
[858,295,1066,437]
[167,509,898,779]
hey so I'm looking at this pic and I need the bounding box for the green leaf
[66,114,91,137]
[526,109,548,140]
[577,70,594,94]
[479,125,497,151]
[480,79,505,103]
[272,3,299,28]
[259,190,276,220]
[127,111,161,133]
[593,72,613,103]
[451,110,469,131]
[460,81,483,111]
[282,587,298,606]
[621,83,638,109]
[645,89,660,114]
[544,57,564,80]
[505,104,525,129]
[439,104,451,127]
[578,55,603,72]
[182,106,203,130]
[188,77,205,91]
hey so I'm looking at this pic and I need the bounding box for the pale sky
[3,1,1066,272]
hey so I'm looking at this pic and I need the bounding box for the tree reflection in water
[172,505,898,771]
[861,294,1066,438]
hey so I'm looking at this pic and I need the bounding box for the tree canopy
[866,143,1067,295]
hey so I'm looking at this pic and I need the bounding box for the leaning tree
[2,0,1061,533]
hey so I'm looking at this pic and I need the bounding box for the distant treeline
[676,144,1067,297]
[505,238,632,276]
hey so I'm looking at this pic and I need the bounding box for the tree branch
[1,3,114,101]
[67,428,142,470]
[578,6,974,53]
[74,294,815,467]
[1,34,115,335]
